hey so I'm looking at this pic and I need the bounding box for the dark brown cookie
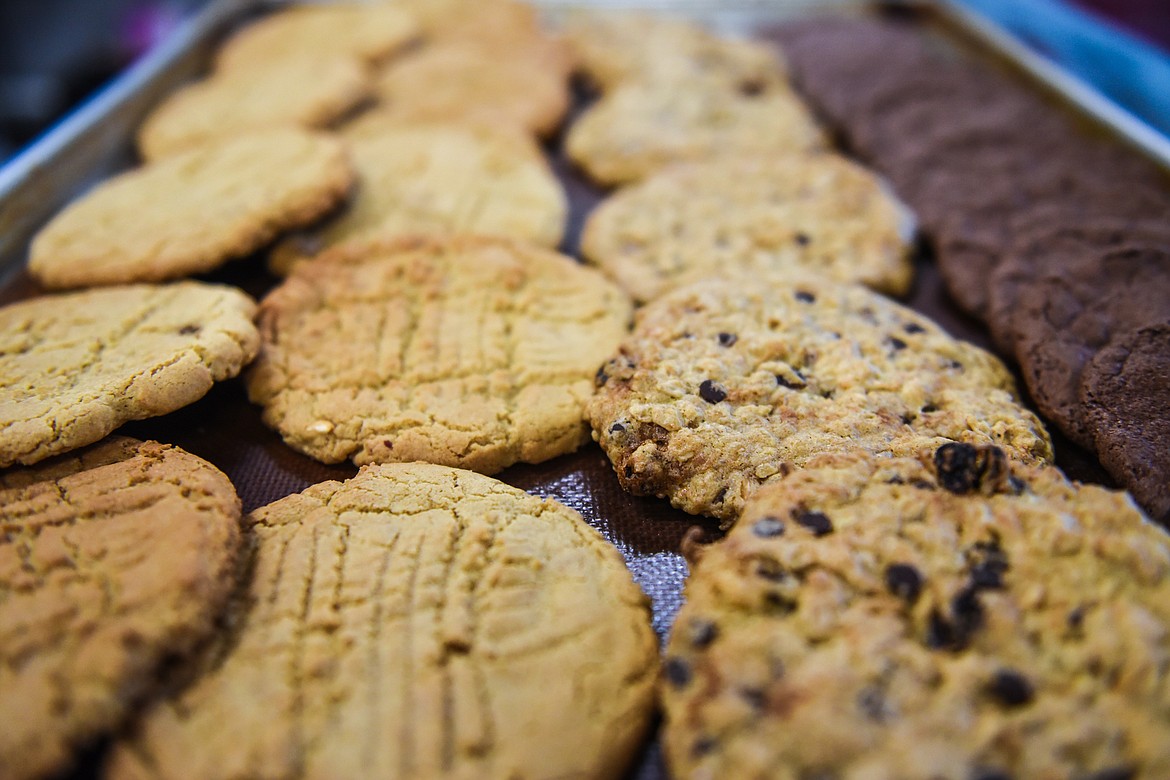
[1081,321,1170,523]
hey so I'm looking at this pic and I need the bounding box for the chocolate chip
[713,487,728,504]
[971,769,1013,780]
[689,619,719,648]
[752,517,785,537]
[717,332,737,347]
[595,365,608,386]
[383,439,393,450]
[912,479,935,490]
[764,592,797,613]
[926,586,984,651]
[857,685,888,722]
[776,369,807,389]
[934,442,986,494]
[925,609,955,650]
[921,404,939,413]
[885,563,923,603]
[794,232,811,246]
[986,669,1034,707]
[795,290,816,303]
[969,562,1006,589]
[888,337,907,351]
[792,510,833,536]
[623,465,634,478]
[904,322,926,334]
[886,475,905,485]
[691,736,717,757]
[756,557,786,582]
[664,657,692,688]
[699,379,727,404]
[178,324,200,335]
[608,422,626,434]
[1066,606,1086,631]
[738,78,766,97]
[739,687,767,711]
[1082,768,1135,780]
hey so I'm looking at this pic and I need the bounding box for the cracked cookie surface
[663,444,1170,779]
[0,283,259,467]
[30,129,354,288]
[250,236,631,472]
[0,437,242,780]
[107,462,658,780]
[269,121,565,275]
[581,153,915,303]
[588,274,1051,523]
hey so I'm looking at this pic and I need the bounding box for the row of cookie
[0,438,658,779]
[774,16,1170,522]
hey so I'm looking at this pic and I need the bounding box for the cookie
[1081,322,1170,524]
[0,437,242,780]
[107,462,657,780]
[250,236,631,473]
[581,153,916,303]
[989,222,1170,448]
[214,2,419,71]
[565,79,827,187]
[30,129,353,288]
[588,274,1052,523]
[0,283,259,467]
[268,120,566,275]
[563,8,786,93]
[137,56,370,161]
[371,40,570,138]
[663,444,1170,779]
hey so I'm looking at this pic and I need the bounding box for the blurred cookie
[250,236,631,473]
[214,2,419,71]
[1081,322,1170,523]
[138,57,370,161]
[107,462,657,780]
[269,120,565,275]
[588,274,1051,523]
[664,444,1170,779]
[30,129,353,288]
[566,79,826,186]
[0,438,242,780]
[0,283,258,467]
[581,153,915,303]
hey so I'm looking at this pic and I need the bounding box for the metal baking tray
[3,1,1166,777]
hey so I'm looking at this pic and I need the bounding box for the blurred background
[0,0,1167,164]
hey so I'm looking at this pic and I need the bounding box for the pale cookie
[372,41,570,138]
[566,79,827,186]
[663,444,1170,779]
[214,2,419,71]
[0,283,259,467]
[250,236,631,473]
[30,129,353,288]
[582,153,916,303]
[563,8,786,93]
[589,274,1052,524]
[269,121,565,275]
[0,437,242,780]
[107,462,658,780]
[137,56,370,161]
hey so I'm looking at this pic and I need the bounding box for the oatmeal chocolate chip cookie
[663,444,1170,779]
[30,129,353,288]
[269,120,565,275]
[562,8,786,93]
[107,462,657,780]
[371,41,570,138]
[565,79,827,187]
[1081,322,1170,524]
[0,283,258,467]
[214,2,419,71]
[0,438,242,780]
[137,56,370,161]
[250,236,631,473]
[581,153,915,303]
[588,274,1051,523]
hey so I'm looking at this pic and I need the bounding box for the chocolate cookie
[1081,322,1170,523]
[663,444,1170,779]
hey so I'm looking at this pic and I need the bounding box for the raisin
[664,657,692,688]
[717,332,737,347]
[986,669,1034,707]
[888,337,907,350]
[903,322,926,334]
[595,365,609,386]
[699,379,727,403]
[935,442,1010,495]
[794,232,811,246]
[792,509,833,536]
[885,563,924,603]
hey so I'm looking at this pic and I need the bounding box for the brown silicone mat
[0,6,1124,779]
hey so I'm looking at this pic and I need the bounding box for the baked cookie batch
[2,1,1169,778]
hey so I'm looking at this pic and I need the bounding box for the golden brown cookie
[214,3,419,71]
[664,444,1170,779]
[107,462,658,780]
[0,438,242,780]
[0,283,259,467]
[250,236,631,473]
[137,56,370,161]
[566,79,827,186]
[582,153,916,303]
[30,129,353,288]
[589,274,1052,523]
[269,120,565,275]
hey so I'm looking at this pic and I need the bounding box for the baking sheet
[2,0,1155,777]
